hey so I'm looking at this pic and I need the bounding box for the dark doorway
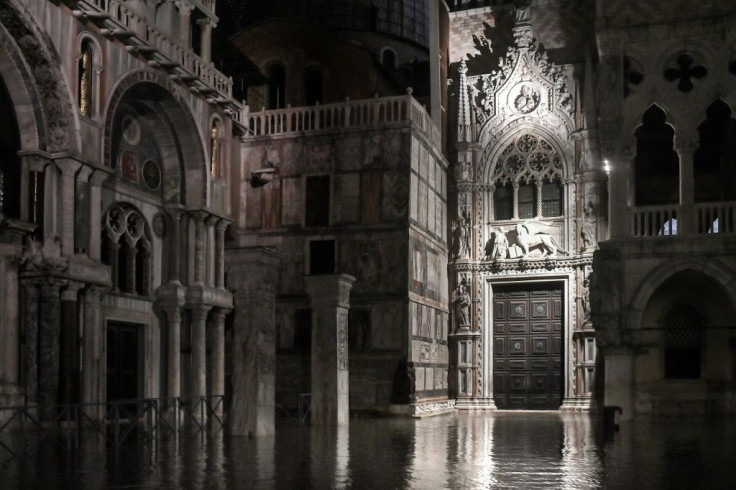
[493,283,563,409]
[107,322,141,403]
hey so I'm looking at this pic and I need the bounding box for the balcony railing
[242,92,441,144]
[73,0,237,109]
[630,201,736,237]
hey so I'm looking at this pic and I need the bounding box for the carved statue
[514,220,568,257]
[484,227,509,260]
[454,216,471,259]
[21,235,68,272]
[581,275,592,325]
[454,283,471,328]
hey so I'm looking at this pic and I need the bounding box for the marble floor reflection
[3,411,736,488]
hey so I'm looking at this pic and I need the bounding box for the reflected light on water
[4,411,736,488]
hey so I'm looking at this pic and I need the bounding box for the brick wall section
[449,7,500,63]
[600,0,729,29]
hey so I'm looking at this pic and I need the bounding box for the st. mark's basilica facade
[1,0,736,435]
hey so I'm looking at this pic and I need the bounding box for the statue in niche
[454,282,472,328]
[391,357,416,404]
[514,220,569,257]
[455,160,472,182]
[454,216,471,259]
[484,227,509,260]
[580,200,597,251]
[580,274,592,326]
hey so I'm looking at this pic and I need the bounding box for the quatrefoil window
[664,53,707,93]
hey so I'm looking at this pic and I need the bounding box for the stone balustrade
[242,92,441,144]
[73,0,238,109]
[630,201,736,237]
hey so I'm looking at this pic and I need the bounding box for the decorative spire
[457,59,471,142]
[512,0,533,48]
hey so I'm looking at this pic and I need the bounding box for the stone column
[676,133,697,235]
[192,212,206,286]
[22,281,40,402]
[208,308,229,414]
[162,303,184,399]
[206,215,218,287]
[189,304,211,403]
[166,206,184,283]
[82,286,104,415]
[56,157,82,257]
[304,274,356,426]
[59,282,83,405]
[38,278,64,419]
[0,257,20,386]
[197,18,214,64]
[88,170,109,261]
[226,247,281,436]
[215,220,228,289]
[175,1,194,49]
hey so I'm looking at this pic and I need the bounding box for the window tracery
[102,204,152,296]
[490,133,563,221]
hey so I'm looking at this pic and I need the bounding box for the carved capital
[189,304,212,323]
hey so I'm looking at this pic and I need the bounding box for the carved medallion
[121,115,141,145]
[120,150,138,183]
[152,213,166,238]
[512,84,540,113]
[142,159,161,190]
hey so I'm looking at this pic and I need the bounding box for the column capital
[174,0,194,13]
[211,307,230,322]
[61,280,85,301]
[304,273,356,309]
[18,151,52,172]
[190,210,208,222]
[189,303,212,322]
[216,219,231,233]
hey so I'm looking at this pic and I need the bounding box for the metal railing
[0,396,225,458]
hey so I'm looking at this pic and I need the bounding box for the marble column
[39,278,64,419]
[59,282,83,405]
[225,247,281,436]
[197,18,214,64]
[162,304,184,399]
[676,135,697,235]
[22,281,40,402]
[192,212,206,286]
[304,274,356,426]
[215,221,228,289]
[88,170,109,261]
[206,215,218,287]
[82,286,104,416]
[56,157,82,257]
[190,304,211,403]
[208,308,229,414]
[175,1,194,49]
[166,206,184,283]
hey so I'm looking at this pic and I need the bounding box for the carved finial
[406,87,414,95]
[457,59,471,142]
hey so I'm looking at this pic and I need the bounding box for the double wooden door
[493,284,563,409]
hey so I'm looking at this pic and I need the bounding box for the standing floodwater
[3,412,736,488]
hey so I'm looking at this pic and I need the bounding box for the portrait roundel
[121,115,141,145]
[142,159,161,190]
[512,83,540,114]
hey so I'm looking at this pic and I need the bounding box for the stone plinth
[304,274,356,426]
[226,247,281,436]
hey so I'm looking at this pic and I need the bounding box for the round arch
[103,70,207,207]
[0,0,76,152]
[625,257,736,334]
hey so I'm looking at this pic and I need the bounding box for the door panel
[493,284,563,409]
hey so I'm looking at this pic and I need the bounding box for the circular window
[142,159,161,190]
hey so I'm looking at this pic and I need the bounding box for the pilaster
[304,274,356,426]
[225,247,281,436]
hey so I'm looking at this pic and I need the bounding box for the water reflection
[4,412,736,488]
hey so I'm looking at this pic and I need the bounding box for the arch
[381,47,397,70]
[209,114,225,179]
[76,32,102,119]
[103,70,207,207]
[625,257,736,334]
[0,0,76,152]
[634,104,679,206]
[694,98,736,202]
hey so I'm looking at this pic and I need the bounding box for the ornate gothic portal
[449,7,604,411]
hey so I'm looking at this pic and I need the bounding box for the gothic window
[102,204,152,296]
[78,40,93,117]
[304,67,323,106]
[663,304,702,379]
[490,133,564,221]
[694,99,736,203]
[267,63,286,109]
[634,106,679,206]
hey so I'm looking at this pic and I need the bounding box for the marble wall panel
[439,345,449,364]
[416,366,426,391]
[419,145,428,180]
[382,132,403,169]
[371,302,404,350]
[428,191,436,235]
[410,174,419,220]
[382,172,409,222]
[336,136,362,171]
[434,195,444,238]
[426,367,435,391]
[279,237,306,295]
[334,173,360,223]
[417,180,428,228]
[246,186,262,228]
[411,137,419,173]
[281,177,302,226]
[361,171,382,224]
[263,178,281,229]
[282,141,303,176]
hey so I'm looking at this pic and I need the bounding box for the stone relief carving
[454,280,472,328]
[453,215,471,259]
[514,220,568,257]
[484,226,509,260]
[21,235,68,272]
[513,83,540,113]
